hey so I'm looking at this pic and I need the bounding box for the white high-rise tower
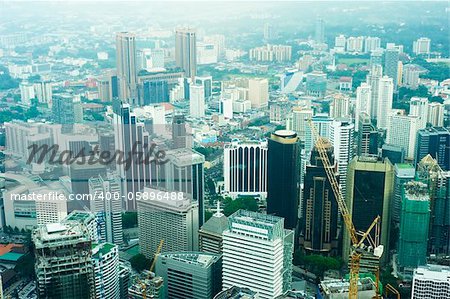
[376,76,394,129]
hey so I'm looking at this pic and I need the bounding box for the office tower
[98,77,112,102]
[249,45,292,62]
[155,252,222,299]
[263,23,274,40]
[89,176,123,246]
[137,188,199,259]
[330,118,354,197]
[386,113,422,159]
[427,102,445,127]
[34,81,53,106]
[267,130,301,230]
[366,64,383,118]
[305,114,332,154]
[92,243,120,299]
[164,148,205,225]
[223,140,268,196]
[301,141,339,255]
[410,97,429,129]
[392,164,415,224]
[33,222,95,298]
[175,28,197,79]
[69,162,106,210]
[248,78,269,108]
[195,76,213,99]
[52,94,83,126]
[128,270,164,299]
[214,287,257,299]
[413,38,431,56]
[113,102,151,210]
[344,156,394,264]
[190,84,205,118]
[220,97,233,119]
[415,127,450,171]
[402,64,421,89]
[346,36,364,53]
[330,94,350,118]
[315,17,325,43]
[118,263,131,299]
[355,83,372,131]
[364,36,381,53]
[222,210,294,299]
[64,210,99,242]
[357,112,378,156]
[382,144,405,164]
[172,114,187,149]
[19,81,35,105]
[411,265,450,299]
[397,182,430,273]
[34,187,68,225]
[370,49,383,67]
[416,155,450,254]
[116,32,137,101]
[306,71,327,97]
[199,203,228,254]
[141,80,169,104]
[384,48,400,89]
[288,107,313,140]
[376,76,394,129]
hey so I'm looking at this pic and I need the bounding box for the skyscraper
[386,113,422,159]
[355,83,372,132]
[189,84,206,118]
[267,130,301,230]
[330,94,350,119]
[357,112,378,156]
[33,222,95,298]
[376,76,394,129]
[223,140,268,197]
[411,265,450,298]
[397,181,430,273]
[415,127,450,171]
[330,118,354,197]
[384,48,400,89]
[175,28,197,79]
[314,17,325,43]
[413,37,431,55]
[366,64,383,119]
[116,32,137,101]
[248,78,269,108]
[392,164,415,224]
[172,113,187,149]
[137,188,199,259]
[409,97,429,129]
[199,203,228,254]
[427,102,445,127]
[92,243,120,299]
[222,210,294,299]
[301,141,339,255]
[155,252,222,299]
[344,156,394,264]
[52,94,83,130]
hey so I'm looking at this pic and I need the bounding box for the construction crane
[141,239,164,299]
[307,119,383,299]
[384,284,400,299]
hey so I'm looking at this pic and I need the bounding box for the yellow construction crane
[385,283,400,299]
[307,119,383,299]
[141,239,164,299]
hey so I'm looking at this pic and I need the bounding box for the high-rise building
[346,36,364,53]
[382,144,405,165]
[301,141,339,255]
[63,210,99,242]
[415,127,450,171]
[364,36,381,53]
[315,18,325,43]
[357,112,378,156]
[137,188,199,259]
[52,94,83,128]
[89,175,123,246]
[190,84,206,118]
[116,32,137,101]
[140,80,169,105]
[411,265,450,299]
[34,187,68,225]
[287,106,313,140]
[155,252,222,299]
[376,76,394,129]
[33,222,95,298]
[199,203,228,254]
[175,28,197,79]
[195,76,213,99]
[330,94,350,118]
[427,102,445,127]
[355,83,372,132]
[366,64,383,118]
[370,49,383,67]
[92,243,120,299]
[248,78,269,108]
[249,45,292,62]
[330,118,354,197]
[267,130,301,230]
[222,210,294,299]
[402,64,421,89]
[305,114,332,154]
[334,34,346,51]
[386,113,422,159]
[413,38,431,56]
[33,81,53,106]
[223,140,267,197]
[344,156,394,264]
[306,71,327,98]
[410,97,429,129]
[384,49,400,89]
[19,81,35,105]
[172,114,187,149]
[397,181,430,273]
[118,262,131,299]
[392,164,415,224]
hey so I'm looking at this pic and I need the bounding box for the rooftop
[414,264,450,281]
[159,252,221,268]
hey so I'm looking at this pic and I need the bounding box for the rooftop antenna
[214,200,223,217]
